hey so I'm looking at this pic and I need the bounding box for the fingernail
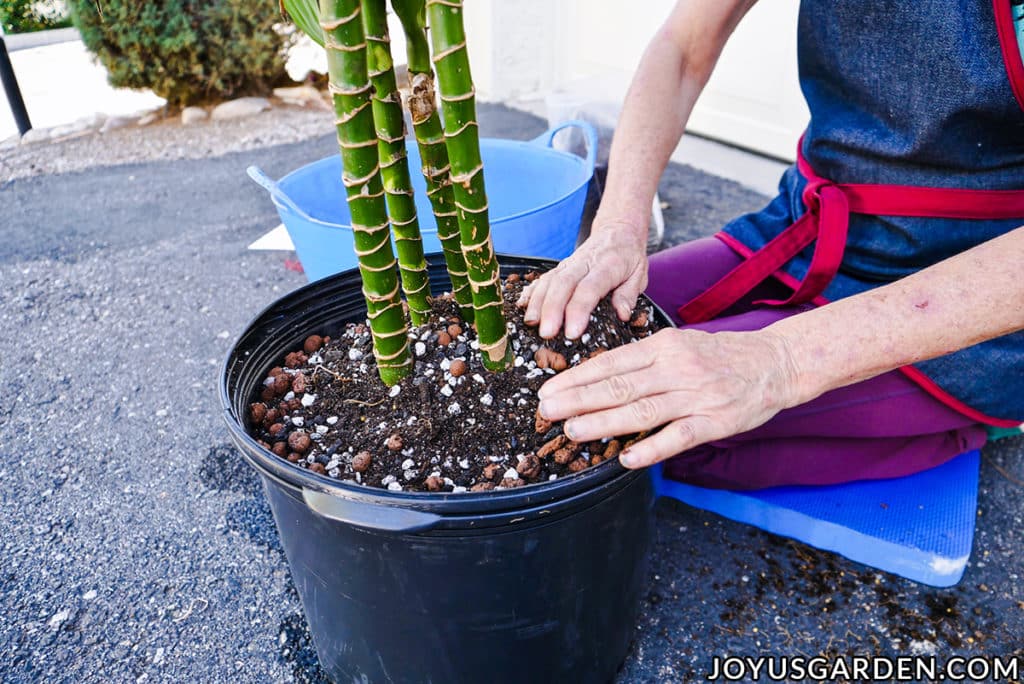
[539,323,555,339]
[538,400,551,418]
[619,449,636,468]
[563,420,577,440]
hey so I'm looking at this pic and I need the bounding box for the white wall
[464,0,809,161]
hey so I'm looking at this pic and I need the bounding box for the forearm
[598,0,758,237]
[767,226,1024,407]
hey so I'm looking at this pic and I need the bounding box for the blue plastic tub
[248,120,597,282]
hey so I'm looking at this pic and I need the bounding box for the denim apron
[681,0,1024,427]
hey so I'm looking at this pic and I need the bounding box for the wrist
[757,329,812,410]
[591,212,649,246]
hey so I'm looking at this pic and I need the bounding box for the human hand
[517,220,648,339]
[535,328,800,468]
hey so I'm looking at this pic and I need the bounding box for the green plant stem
[320,0,411,384]
[427,0,510,371]
[361,0,431,325]
[391,0,474,322]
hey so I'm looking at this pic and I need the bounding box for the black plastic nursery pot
[221,253,668,683]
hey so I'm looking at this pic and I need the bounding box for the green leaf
[281,0,324,46]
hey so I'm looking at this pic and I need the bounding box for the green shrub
[69,0,291,106]
[1,0,73,33]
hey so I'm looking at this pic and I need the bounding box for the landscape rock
[19,127,52,144]
[137,111,162,127]
[181,106,209,126]
[273,85,328,109]
[211,97,271,121]
[99,115,136,133]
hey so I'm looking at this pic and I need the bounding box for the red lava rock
[447,323,463,338]
[568,457,589,473]
[269,366,284,377]
[538,435,567,459]
[554,448,574,465]
[272,442,287,457]
[516,454,541,479]
[500,477,525,488]
[272,374,291,395]
[284,351,308,368]
[603,439,622,462]
[436,331,452,347]
[506,273,521,284]
[534,347,567,371]
[424,475,443,491]
[303,335,324,354]
[482,463,502,480]
[535,408,553,435]
[263,408,280,426]
[287,452,302,463]
[630,311,648,328]
[351,451,373,473]
[260,386,276,402]
[323,336,331,345]
[291,374,307,394]
[309,462,327,475]
[449,359,468,377]
[249,403,267,424]
[288,431,312,453]
[470,482,495,492]
[587,347,608,361]
[268,422,285,437]
[288,398,303,412]
[386,433,404,451]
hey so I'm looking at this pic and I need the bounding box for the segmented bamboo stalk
[391,0,474,322]
[320,0,411,385]
[426,0,511,371]
[361,0,431,325]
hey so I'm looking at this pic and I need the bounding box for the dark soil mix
[245,272,660,493]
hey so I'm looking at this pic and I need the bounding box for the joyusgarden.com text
[706,654,1022,681]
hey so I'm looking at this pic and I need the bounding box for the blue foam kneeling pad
[652,450,980,587]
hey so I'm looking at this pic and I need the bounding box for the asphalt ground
[2,103,1022,682]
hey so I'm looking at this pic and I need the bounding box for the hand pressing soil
[244,272,659,493]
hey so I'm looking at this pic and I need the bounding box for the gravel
[1,102,1021,683]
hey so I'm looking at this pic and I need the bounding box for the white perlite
[447,402,461,415]
[348,348,363,361]
[472,374,485,384]
[301,393,316,407]
[326,416,339,425]
[479,394,493,406]
[291,416,304,427]
[401,459,415,470]
[503,468,519,480]
[387,482,403,491]
[440,384,453,397]
[414,342,426,357]
[316,425,328,435]
[389,385,401,398]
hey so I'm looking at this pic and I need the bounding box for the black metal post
[0,34,32,135]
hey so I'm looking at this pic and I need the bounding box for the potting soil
[245,273,659,492]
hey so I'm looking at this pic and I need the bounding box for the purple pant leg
[644,238,986,490]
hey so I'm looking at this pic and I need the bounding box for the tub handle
[530,120,598,171]
[303,489,443,533]
[246,165,320,225]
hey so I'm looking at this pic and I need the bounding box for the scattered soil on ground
[245,272,660,492]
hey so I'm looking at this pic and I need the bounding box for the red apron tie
[677,137,1024,324]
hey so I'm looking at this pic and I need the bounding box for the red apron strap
[678,135,1024,325]
[677,212,818,324]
